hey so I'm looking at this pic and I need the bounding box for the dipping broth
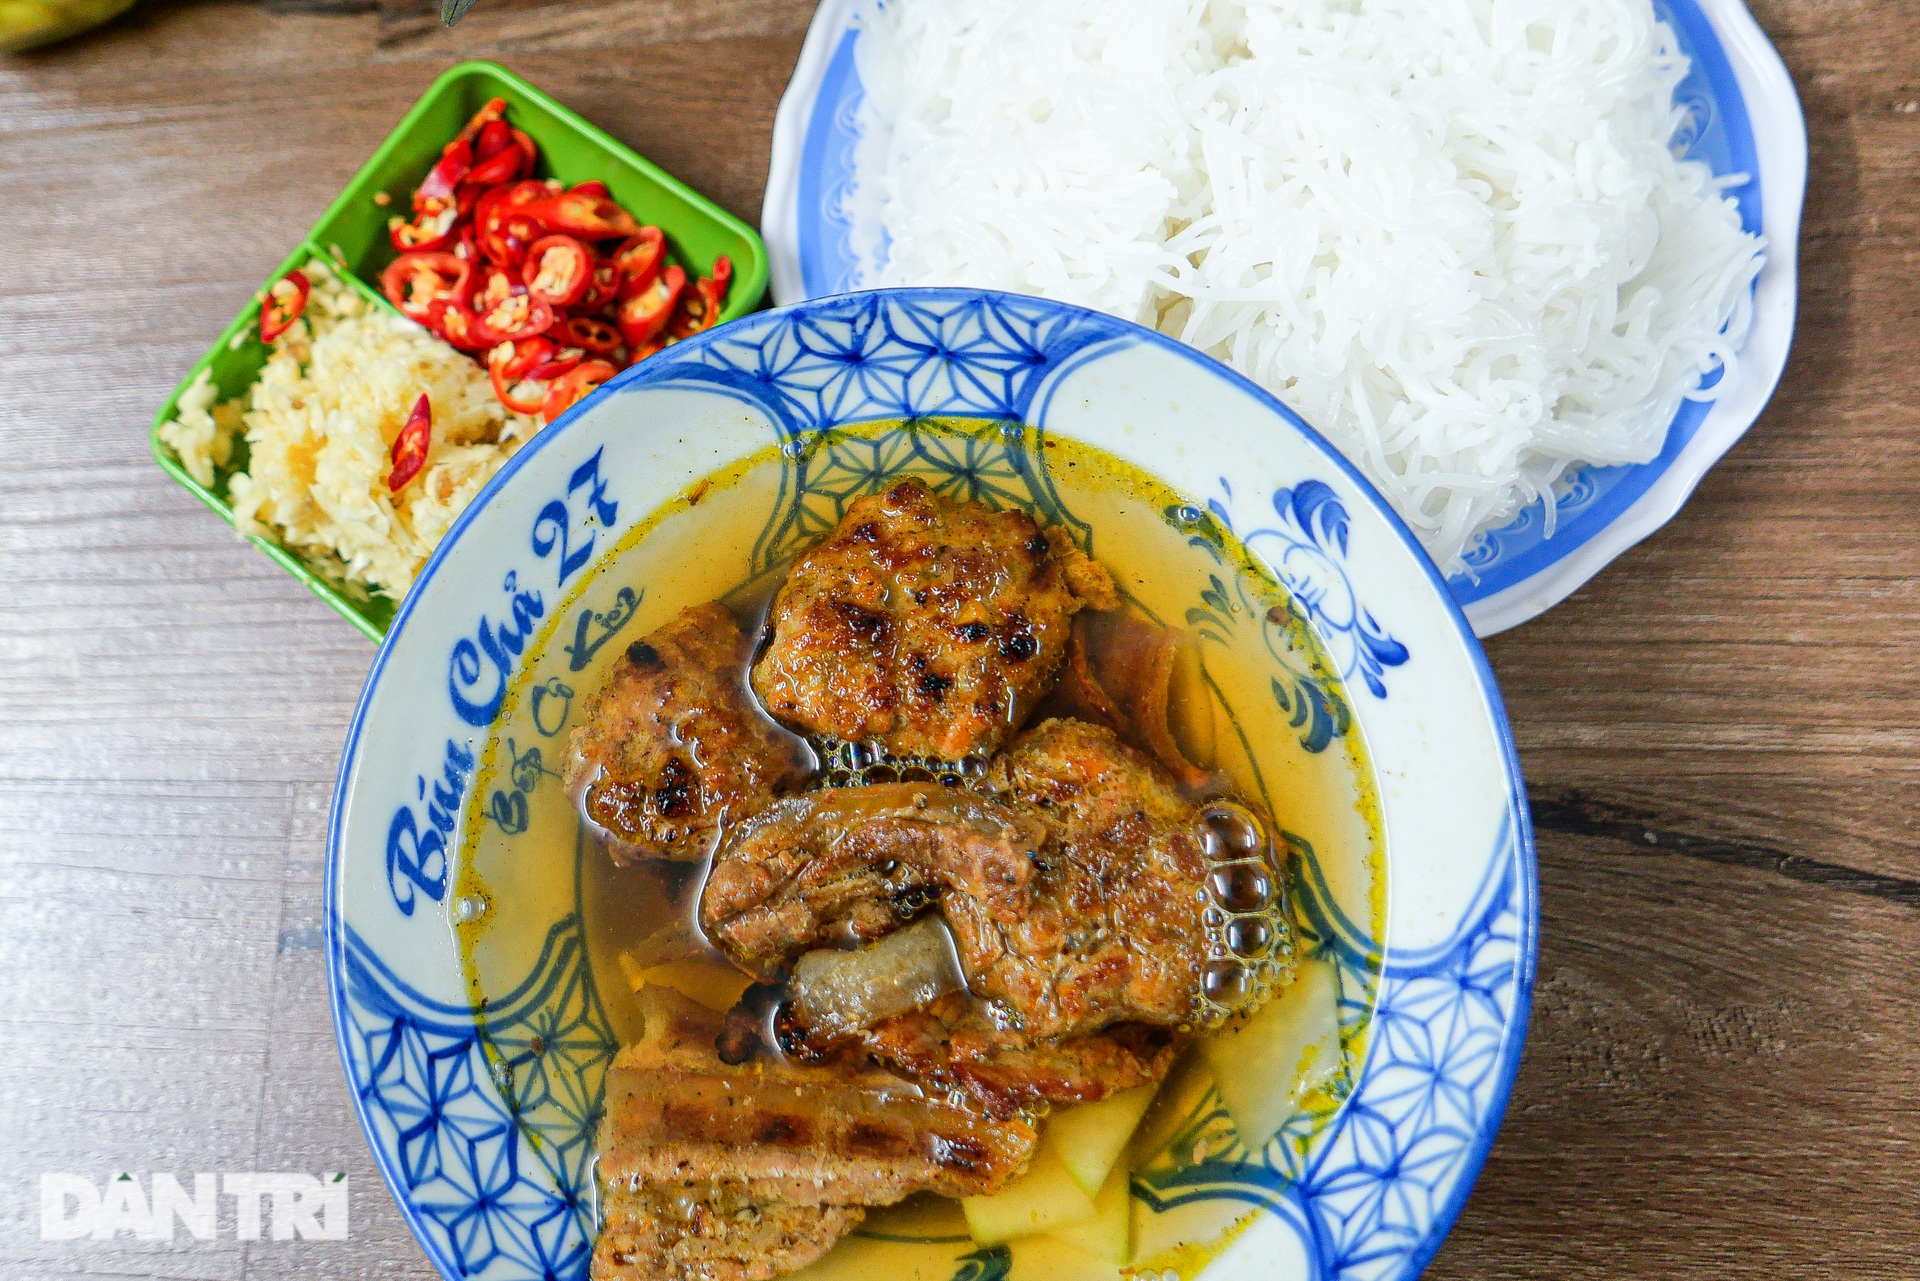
[452,417,1385,1279]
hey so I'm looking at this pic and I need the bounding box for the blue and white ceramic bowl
[327,289,1536,1281]
[760,0,1806,636]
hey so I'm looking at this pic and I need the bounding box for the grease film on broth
[449,418,1387,1276]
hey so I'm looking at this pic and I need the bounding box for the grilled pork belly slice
[594,1182,862,1281]
[592,987,1038,1281]
[699,783,1047,979]
[783,992,1180,1120]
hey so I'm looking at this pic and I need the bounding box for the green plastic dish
[148,60,770,643]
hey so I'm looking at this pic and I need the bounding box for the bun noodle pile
[848,0,1766,572]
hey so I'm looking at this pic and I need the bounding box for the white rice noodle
[849,0,1766,573]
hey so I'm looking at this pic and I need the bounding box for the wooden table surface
[1,0,1914,1277]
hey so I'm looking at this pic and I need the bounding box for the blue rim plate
[760,0,1807,636]
[327,288,1536,1281]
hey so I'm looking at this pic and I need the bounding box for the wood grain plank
[245,780,426,1281]
[0,781,288,1278]
[1429,826,1920,1280]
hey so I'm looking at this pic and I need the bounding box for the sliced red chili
[474,118,514,162]
[472,262,525,314]
[580,261,620,313]
[566,315,622,355]
[416,98,508,210]
[389,394,433,491]
[667,255,734,341]
[467,135,531,188]
[381,252,473,323]
[259,269,311,344]
[426,299,489,352]
[414,138,472,210]
[525,191,640,241]
[540,359,618,424]
[449,180,487,220]
[570,180,612,199]
[489,363,552,415]
[476,184,550,268]
[662,302,701,343]
[512,129,541,172]
[530,347,585,380]
[487,336,555,384]
[495,179,552,210]
[706,254,734,307]
[611,228,666,299]
[501,216,547,267]
[474,181,538,244]
[615,264,685,348]
[525,234,593,308]
[473,292,557,346]
[389,200,461,253]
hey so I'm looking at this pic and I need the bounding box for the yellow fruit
[1199,953,1342,1152]
[1046,1085,1159,1198]
[0,1,59,46]
[0,0,135,54]
[1045,1163,1131,1263]
[618,954,754,1013]
[962,1141,1097,1246]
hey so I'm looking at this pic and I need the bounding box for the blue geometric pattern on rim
[337,916,616,1281]
[784,0,1763,610]
[1135,814,1531,1281]
[650,289,1128,436]
[743,418,1095,592]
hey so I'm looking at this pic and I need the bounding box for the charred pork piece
[977,717,1231,1033]
[567,602,814,863]
[593,987,1038,1281]
[751,478,1118,761]
[595,1183,862,1281]
[783,992,1180,1120]
[700,783,1048,975]
[701,719,1237,1040]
